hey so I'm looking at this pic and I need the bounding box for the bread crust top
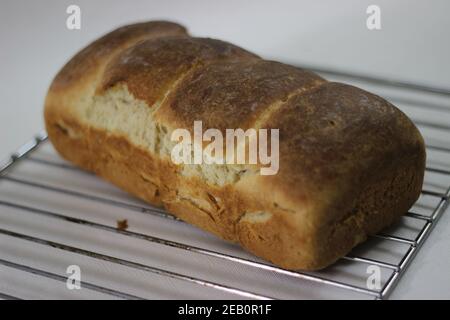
[51,21,188,91]
[101,36,259,108]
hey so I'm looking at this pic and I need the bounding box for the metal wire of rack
[0,67,449,300]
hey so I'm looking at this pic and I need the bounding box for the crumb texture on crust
[44,21,426,270]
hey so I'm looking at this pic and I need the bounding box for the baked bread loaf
[44,21,426,270]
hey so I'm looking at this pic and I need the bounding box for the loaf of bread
[44,21,425,270]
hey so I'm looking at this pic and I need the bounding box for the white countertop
[0,0,449,299]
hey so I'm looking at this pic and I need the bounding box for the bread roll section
[44,21,425,270]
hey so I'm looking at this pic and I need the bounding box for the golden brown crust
[259,82,426,223]
[44,21,426,270]
[51,21,188,91]
[156,59,325,131]
[46,118,424,270]
[101,37,259,107]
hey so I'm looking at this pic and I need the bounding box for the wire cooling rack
[0,67,449,300]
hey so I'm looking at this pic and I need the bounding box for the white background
[0,0,449,299]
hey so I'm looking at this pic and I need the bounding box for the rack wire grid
[0,66,449,300]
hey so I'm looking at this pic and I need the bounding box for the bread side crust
[45,111,424,270]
